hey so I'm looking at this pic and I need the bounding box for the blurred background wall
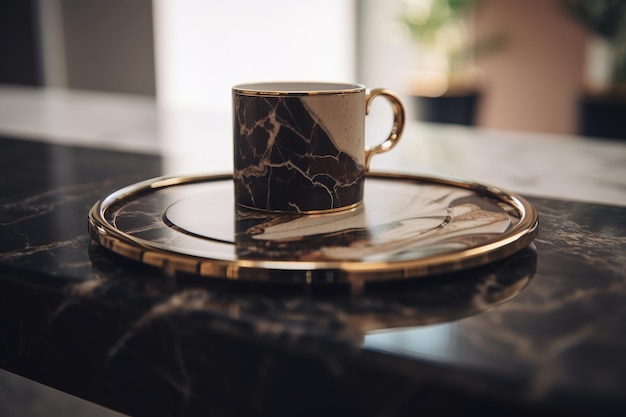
[0,0,156,95]
[59,0,156,95]
[474,0,586,134]
[0,0,615,136]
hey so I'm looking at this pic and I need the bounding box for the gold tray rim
[88,172,539,285]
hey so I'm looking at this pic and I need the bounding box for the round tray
[88,172,538,288]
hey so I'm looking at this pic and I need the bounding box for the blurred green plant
[561,0,626,85]
[399,0,506,78]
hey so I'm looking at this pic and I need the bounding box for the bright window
[153,0,356,112]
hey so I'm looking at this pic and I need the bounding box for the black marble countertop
[1,134,625,417]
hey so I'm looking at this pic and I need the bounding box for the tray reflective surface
[88,172,538,286]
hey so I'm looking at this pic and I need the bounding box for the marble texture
[1,134,626,416]
[233,93,365,212]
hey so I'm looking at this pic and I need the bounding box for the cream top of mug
[233,82,366,96]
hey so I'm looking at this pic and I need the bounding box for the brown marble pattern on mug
[233,94,364,212]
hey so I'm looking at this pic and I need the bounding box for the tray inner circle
[161,178,510,262]
[164,179,453,243]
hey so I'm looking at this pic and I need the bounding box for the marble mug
[232,81,405,213]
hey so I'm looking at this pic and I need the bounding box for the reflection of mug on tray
[232,82,405,213]
[234,176,505,263]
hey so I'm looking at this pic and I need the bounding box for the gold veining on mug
[232,82,405,212]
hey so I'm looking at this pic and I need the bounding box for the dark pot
[579,94,626,139]
[411,93,480,126]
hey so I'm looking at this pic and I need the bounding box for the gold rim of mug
[233,82,366,97]
[236,201,362,215]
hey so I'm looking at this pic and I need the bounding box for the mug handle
[364,88,406,171]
